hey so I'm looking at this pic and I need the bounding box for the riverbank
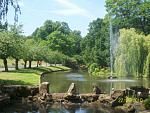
[0,66,71,86]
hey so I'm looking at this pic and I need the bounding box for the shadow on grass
[8,67,53,75]
[0,79,33,85]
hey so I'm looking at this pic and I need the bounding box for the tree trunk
[24,60,27,69]
[29,60,32,68]
[37,61,39,67]
[15,59,19,70]
[3,58,8,72]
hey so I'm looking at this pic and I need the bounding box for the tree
[47,31,71,55]
[23,38,37,68]
[9,24,24,70]
[32,20,71,40]
[0,0,21,22]
[0,31,14,71]
[81,18,110,67]
[105,0,150,35]
[114,28,145,77]
[67,30,82,55]
[143,35,150,77]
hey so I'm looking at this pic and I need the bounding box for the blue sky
[8,0,107,36]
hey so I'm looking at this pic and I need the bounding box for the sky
[8,0,107,36]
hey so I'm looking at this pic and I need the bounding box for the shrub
[88,63,98,73]
[144,96,150,110]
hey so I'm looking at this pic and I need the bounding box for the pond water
[2,70,150,113]
[1,101,114,113]
[42,70,150,94]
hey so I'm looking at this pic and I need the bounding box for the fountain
[108,15,118,79]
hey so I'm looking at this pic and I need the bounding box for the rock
[111,89,126,107]
[115,106,130,113]
[39,82,50,95]
[124,88,135,97]
[64,94,82,103]
[80,93,99,102]
[129,86,149,99]
[111,90,125,99]
[0,94,10,108]
[28,86,39,96]
[93,85,101,94]
[45,94,52,102]
[99,94,112,104]
[111,95,126,107]
[138,110,150,113]
[67,83,76,95]
[0,85,39,98]
[52,93,65,100]
[132,102,145,112]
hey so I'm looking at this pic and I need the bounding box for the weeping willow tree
[114,28,146,77]
[143,35,150,77]
[0,0,20,22]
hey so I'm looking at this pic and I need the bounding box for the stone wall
[0,85,39,99]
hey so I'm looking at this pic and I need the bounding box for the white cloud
[52,0,95,19]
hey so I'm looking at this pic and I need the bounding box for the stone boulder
[99,94,112,104]
[39,82,50,95]
[67,83,76,95]
[92,85,101,95]
[111,95,126,107]
[129,86,149,99]
[80,93,99,103]
[111,90,125,99]
[111,90,126,107]
[0,94,10,108]
[0,85,39,98]
[64,95,82,103]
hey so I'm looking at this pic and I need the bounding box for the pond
[42,70,150,94]
[1,70,150,113]
[1,101,114,113]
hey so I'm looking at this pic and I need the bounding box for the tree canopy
[81,18,110,67]
[106,0,150,34]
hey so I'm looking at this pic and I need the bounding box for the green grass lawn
[0,66,71,86]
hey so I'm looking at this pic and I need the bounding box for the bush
[144,96,150,110]
[88,63,98,73]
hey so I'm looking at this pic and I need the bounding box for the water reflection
[42,70,150,94]
[1,101,113,113]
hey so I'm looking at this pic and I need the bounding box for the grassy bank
[0,66,71,86]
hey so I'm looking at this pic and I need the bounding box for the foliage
[32,20,82,57]
[9,24,24,60]
[0,31,14,59]
[0,0,21,22]
[47,31,70,55]
[88,63,99,73]
[88,63,110,77]
[143,35,150,77]
[67,30,82,55]
[73,55,84,65]
[105,0,150,35]
[144,96,150,110]
[32,20,71,40]
[114,28,149,77]
[81,18,110,67]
